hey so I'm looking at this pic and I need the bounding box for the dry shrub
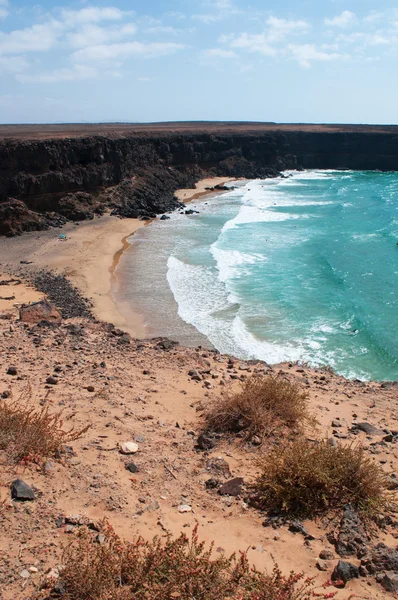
[0,386,89,463]
[253,437,390,518]
[204,375,312,440]
[46,521,315,600]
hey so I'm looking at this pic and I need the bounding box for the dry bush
[204,375,312,440]
[0,386,89,463]
[43,522,315,600]
[253,437,390,518]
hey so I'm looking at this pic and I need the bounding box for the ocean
[115,170,398,381]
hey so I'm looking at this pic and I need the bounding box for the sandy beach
[0,177,234,336]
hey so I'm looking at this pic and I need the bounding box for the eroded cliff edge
[2,123,398,236]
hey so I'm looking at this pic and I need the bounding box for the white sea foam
[210,246,264,283]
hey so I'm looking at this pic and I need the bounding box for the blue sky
[1,0,398,123]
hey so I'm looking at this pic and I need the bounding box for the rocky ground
[0,276,397,599]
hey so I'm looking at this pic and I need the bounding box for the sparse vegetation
[43,522,315,600]
[204,375,312,440]
[252,437,390,518]
[0,386,89,463]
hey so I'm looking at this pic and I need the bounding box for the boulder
[10,479,35,501]
[381,572,398,593]
[219,477,244,497]
[331,561,359,585]
[20,299,61,325]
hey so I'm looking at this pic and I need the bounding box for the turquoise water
[120,170,398,381]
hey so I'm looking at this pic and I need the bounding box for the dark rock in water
[381,572,398,593]
[11,479,35,501]
[20,299,62,325]
[185,209,196,215]
[160,214,170,220]
[125,462,139,473]
[219,477,244,497]
[197,433,216,451]
[352,422,383,435]
[331,560,359,585]
[330,505,369,558]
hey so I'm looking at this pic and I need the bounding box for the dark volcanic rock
[352,422,383,435]
[331,560,359,585]
[33,271,92,319]
[330,505,369,558]
[381,572,398,593]
[219,477,244,497]
[10,479,35,501]
[2,127,398,237]
[197,433,217,451]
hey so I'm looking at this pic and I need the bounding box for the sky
[1,0,398,124]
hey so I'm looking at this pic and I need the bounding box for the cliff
[1,123,398,235]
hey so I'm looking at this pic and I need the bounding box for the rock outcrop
[2,124,398,235]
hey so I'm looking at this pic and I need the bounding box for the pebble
[10,479,35,502]
[7,366,17,376]
[119,442,139,455]
[178,504,192,513]
[20,570,30,579]
[46,376,58,385]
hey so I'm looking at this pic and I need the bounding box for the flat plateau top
[1,122,398,141]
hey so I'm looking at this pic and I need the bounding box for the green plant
[252,437,390,518]
[204,375,312,440]
[0,386,89,463]
[42,521,315,600]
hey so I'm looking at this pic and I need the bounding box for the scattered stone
[119,442,139,455]
[178,504,192,513]
[125,462,139,473]
[10,479,35,501]
[20,299,62,325]
[331,560,359,585]
[332,420,342,428]
[96,534,106,544]
[206,457,231,478]
[197,433,217,451]
[6,366,17,376]
[352,422,383,435]
[20,570,30,579]
[316,559,329,572]
[156,338,178,351]
[219,477,244,497]
[381,572,398,593]
[330,505,369,557]
[205,478,220,489]
[86,385,95,392]
[288,521,309,536]
[319,549,335,560]
[46,376,58,385]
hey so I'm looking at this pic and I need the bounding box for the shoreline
[0,177,236,338]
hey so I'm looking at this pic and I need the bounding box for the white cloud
[0,55,29,73]
[222,32,277,56]
[17,64,98,83]
[192,0,239,23]
[60,7,128,27]
[66,23,136,48]
[145,25,191,35]
[201,48,237,58]
[73,41,184,62]
[266,16,309,43]
[0,21,62,54]
[288,44,345,68]
[0,0,8,19]
[324,11,356,28]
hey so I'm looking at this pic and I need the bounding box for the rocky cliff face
[1,128,398,235]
